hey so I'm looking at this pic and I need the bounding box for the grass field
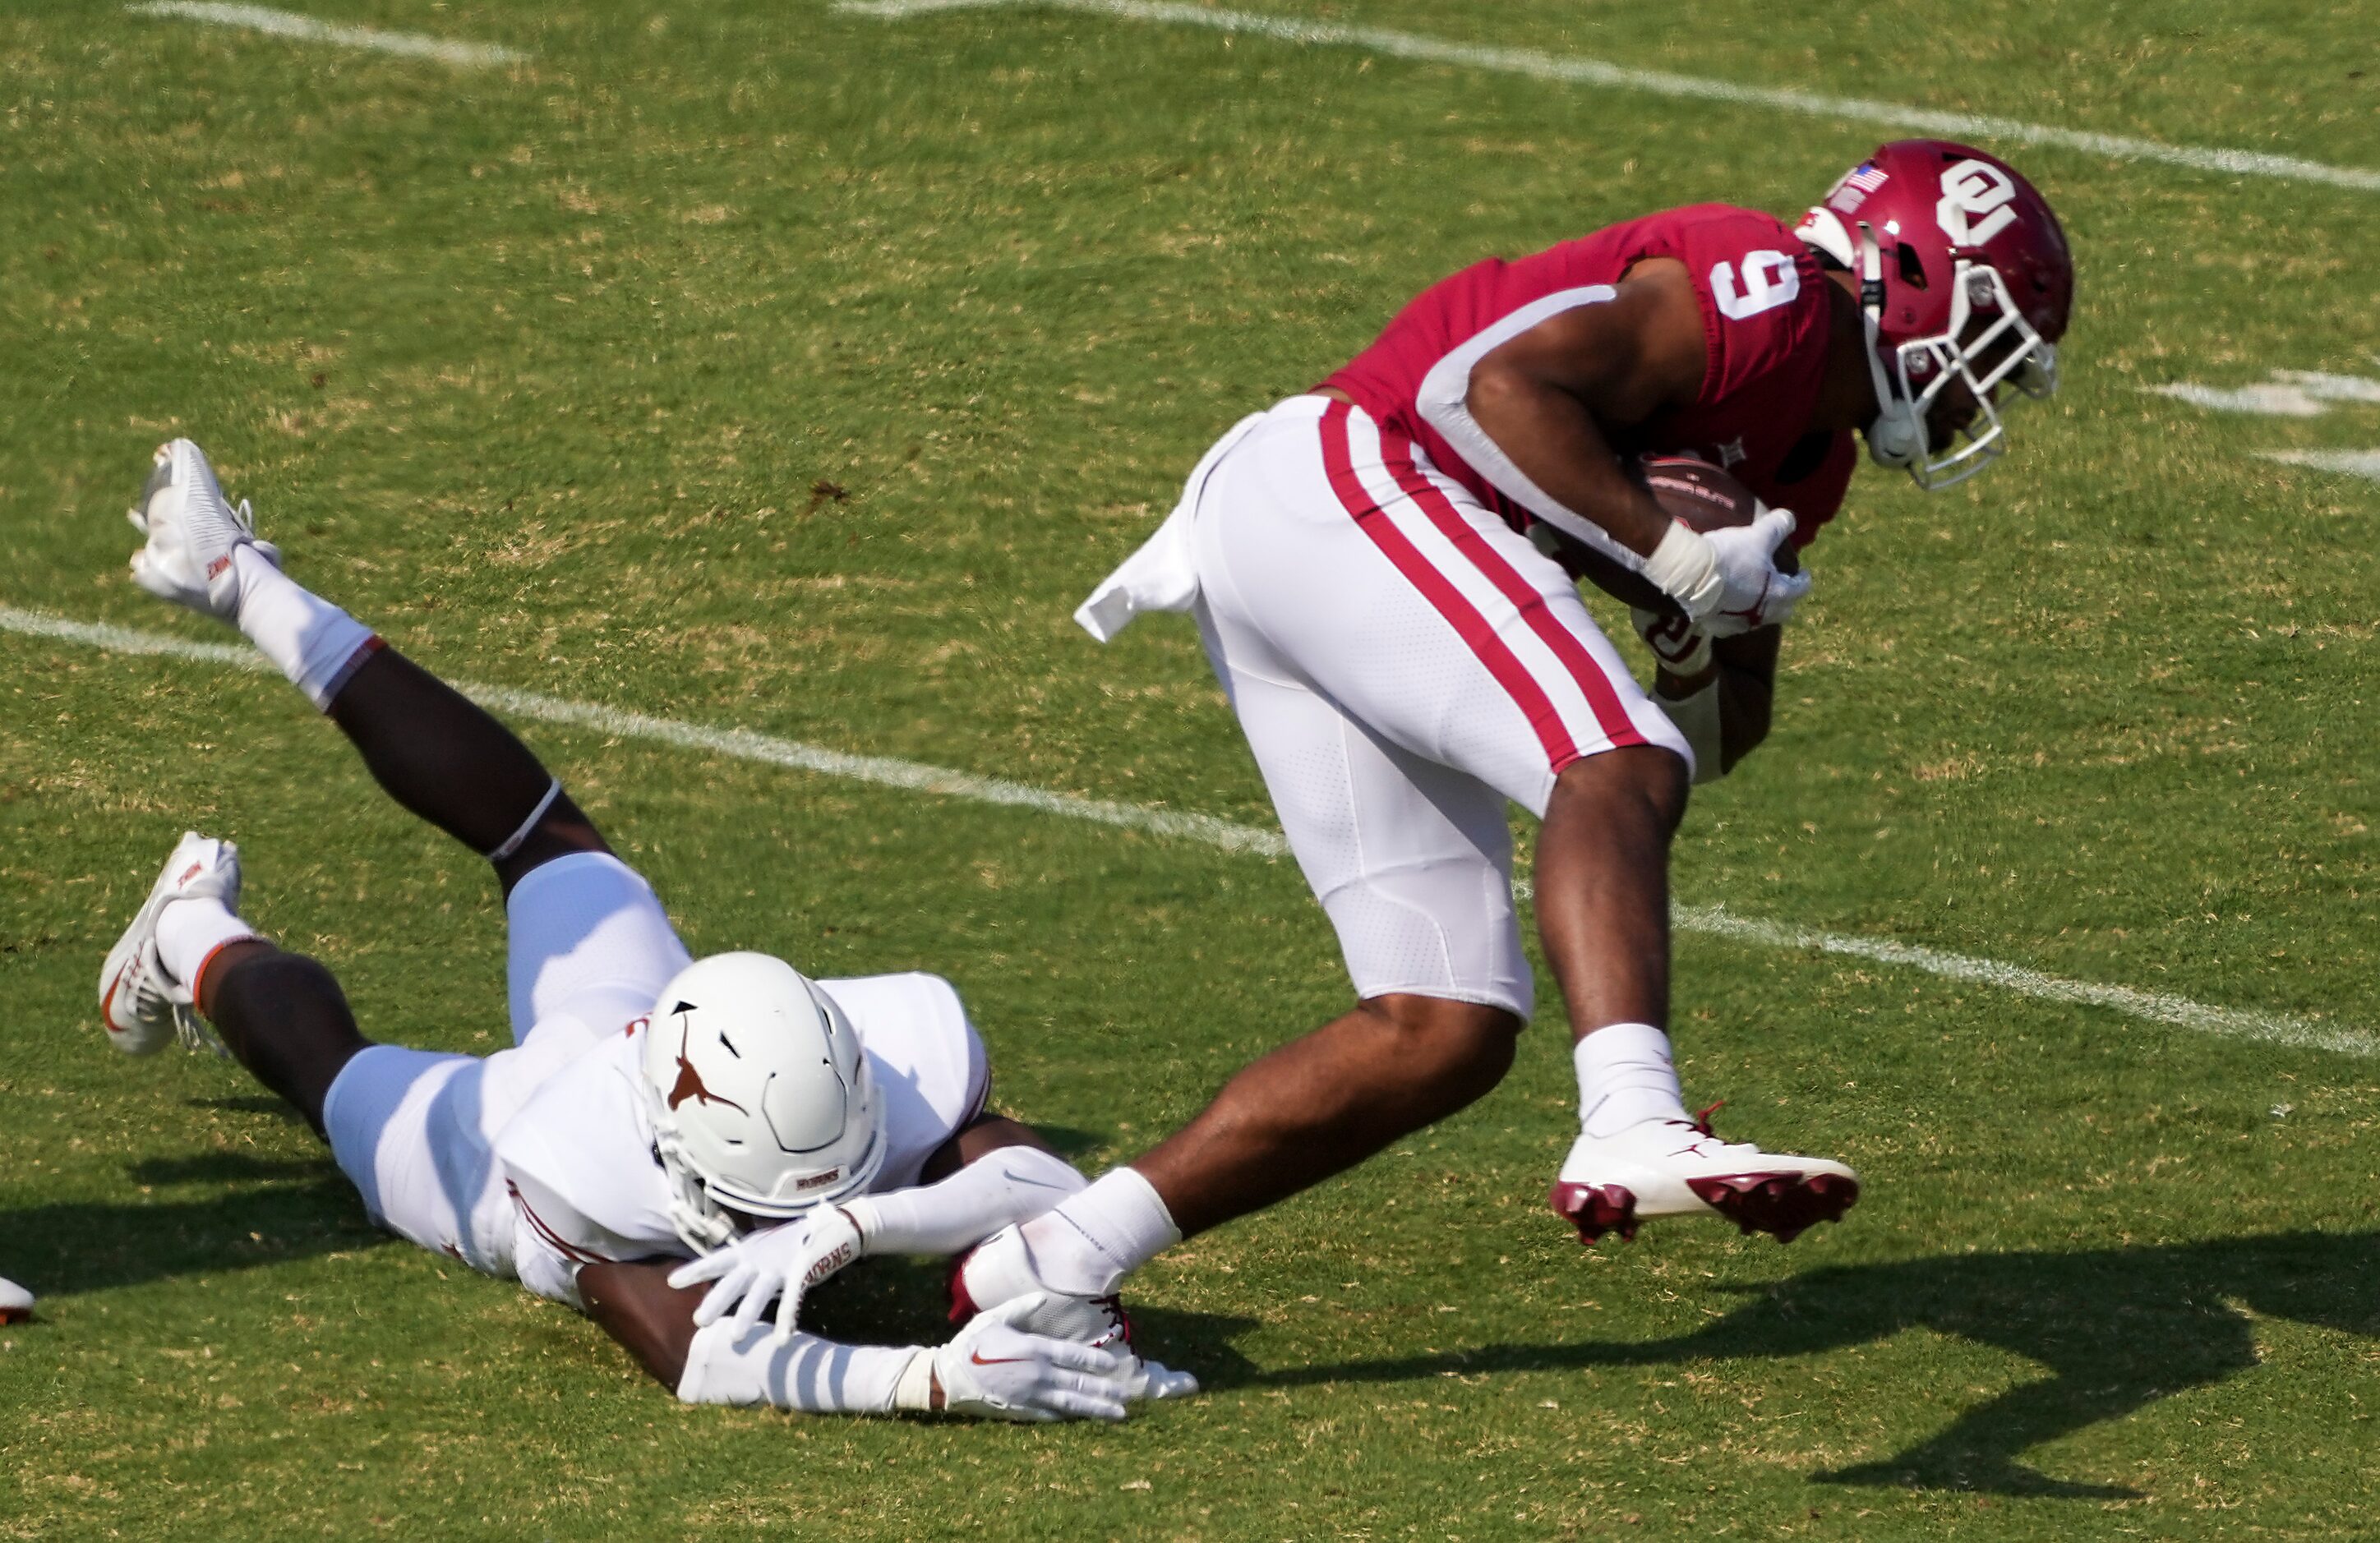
[5,0,2379,1536]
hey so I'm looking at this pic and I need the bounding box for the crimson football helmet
[1794,140,2073,489]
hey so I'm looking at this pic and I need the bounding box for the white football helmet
[637,951,888,1251]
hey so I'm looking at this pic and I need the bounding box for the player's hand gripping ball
[1535,455,1800,618]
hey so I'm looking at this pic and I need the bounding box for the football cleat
[1549,1107,1859,1246]
[126,439,279,620]
[948,1223,1045,1324]
[97,831,243,1057]
[0,1274,31,1325]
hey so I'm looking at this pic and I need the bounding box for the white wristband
[1640,521,1723,623]
[892,1347,938,1413]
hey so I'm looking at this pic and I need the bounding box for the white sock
[155,895,259,994]
[231,546,379,711]
[1013,1167,1181,1297]
[1574,1023,1690,1137]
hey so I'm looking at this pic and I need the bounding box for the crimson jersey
[1321,204,1855,547]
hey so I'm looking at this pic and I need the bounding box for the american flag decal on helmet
[1829,163,1890,214]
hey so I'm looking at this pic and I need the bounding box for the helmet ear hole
[1896,242,1929,290]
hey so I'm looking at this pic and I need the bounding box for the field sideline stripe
[126,2,525,67]
[4,601,2369,1058]
[838,0,2380,196]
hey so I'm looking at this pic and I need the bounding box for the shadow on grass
[2,1159,384,1300]
[1247,1229,2380,1498]
[804,1255,1263,1385]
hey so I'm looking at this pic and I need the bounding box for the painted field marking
[6,601,2370,1057]
[2146,368,2380,419]
[838,0,2380,196]
[2144,368,2380,483]
[2262,449,2380,482]
[2145,382,2329,418]
[126,2,525,67]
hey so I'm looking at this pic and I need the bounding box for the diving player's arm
[579,1259,714,1390]
[579,1258,937,1408]
[666,1113,1089,1343]
[579,1260,1129,1421]
[570,1112,1083,1394]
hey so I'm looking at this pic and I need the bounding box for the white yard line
[5,602,2368,1057]
[837,0,2380,196]
[2145,371,2380,419]
[2142,382,2330,418]
[126,2,524,67]
[2261,449,2380,482]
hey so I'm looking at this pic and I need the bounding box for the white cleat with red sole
[96,831,242,1057]
[1549,1108,1859,1246]
[0,1274,31,1324]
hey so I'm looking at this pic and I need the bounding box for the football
[1538,455,1796,616]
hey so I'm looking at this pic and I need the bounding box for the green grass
[5,0,2380,1536]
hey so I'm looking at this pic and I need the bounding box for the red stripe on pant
[1317,401,1582,772]
[1374,429,1648,752]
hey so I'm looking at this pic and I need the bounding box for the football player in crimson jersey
[952,141,2073,1313]
[96,440,1196,1422]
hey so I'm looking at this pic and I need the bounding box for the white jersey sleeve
[815,972,991,1194]
[491,1029,686,1306]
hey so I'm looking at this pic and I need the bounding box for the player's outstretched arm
[668,1113,1087,1342]
[579,1263,1130,1421]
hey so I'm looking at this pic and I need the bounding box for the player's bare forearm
[579,1259,707,1389]
[1462,262,1710,556]
[1465,369,1673,556]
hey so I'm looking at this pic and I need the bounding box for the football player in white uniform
[96,440,1196,1421]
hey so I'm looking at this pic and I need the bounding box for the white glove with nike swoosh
[1630,605,1713,678]
[916,1293,1133,1422]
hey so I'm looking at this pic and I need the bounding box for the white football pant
[1188,395,1688,1017]
[320,852,692,1273]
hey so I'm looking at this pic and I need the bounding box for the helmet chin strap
[1853,220,1924,470]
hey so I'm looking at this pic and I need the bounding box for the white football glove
[1642,506,1809,638]
[1701,508,1809,636]
[931,1294,1134,1422]
[668,1204,865,1343]
[992,1289,1202,1404]
[1630,606,1713,678]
